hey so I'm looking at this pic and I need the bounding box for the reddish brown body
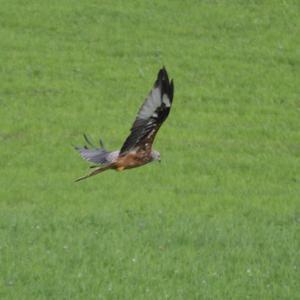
[75,151,152,181]
[114,151,152,171]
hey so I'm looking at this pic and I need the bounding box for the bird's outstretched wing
[75,134,111,164]
[120,67,174,155]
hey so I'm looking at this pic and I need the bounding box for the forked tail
[75,164,113,182]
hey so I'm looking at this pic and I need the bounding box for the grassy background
[0,1,299,299]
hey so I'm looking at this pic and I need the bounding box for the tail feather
[75,164,113,182]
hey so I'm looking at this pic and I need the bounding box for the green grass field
[1,1,299,299]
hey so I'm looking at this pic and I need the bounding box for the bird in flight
[74,67,174,182]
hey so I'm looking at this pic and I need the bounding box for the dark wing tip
[83,133,95,147]
[157,67,169,83]
[169,79,174,102]
[155,67,173,103]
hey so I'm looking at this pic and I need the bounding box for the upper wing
[120,67,174,155]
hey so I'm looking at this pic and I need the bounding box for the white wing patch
[162,94,171,107]
[138,87,161,120]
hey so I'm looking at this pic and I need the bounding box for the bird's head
[151,150,161,163]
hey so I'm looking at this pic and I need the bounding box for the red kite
[75,67,174,181]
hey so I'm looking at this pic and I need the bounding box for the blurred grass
[0,1,299,299]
